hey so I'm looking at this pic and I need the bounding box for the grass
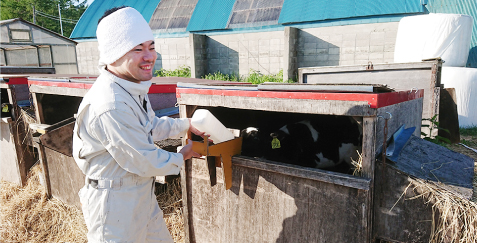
[154,66,191,78]
[155,66,296,84]
[460,126,477,137]
[202,71,240,82]
[459,126,477,147]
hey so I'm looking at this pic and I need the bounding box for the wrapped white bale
[394,13,473,67]
[441,67,477,127]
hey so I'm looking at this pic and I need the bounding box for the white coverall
[73,67,189,242]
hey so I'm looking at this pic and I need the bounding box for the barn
[70,0,477,127]
[70,0,477,76]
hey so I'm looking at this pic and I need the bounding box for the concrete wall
[75,22,399,78]
[207,31,285,77]
[297,22,398,68]
[76,41,100,74]
[154,37,191,71]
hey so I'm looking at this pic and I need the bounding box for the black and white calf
[241,116,362,171]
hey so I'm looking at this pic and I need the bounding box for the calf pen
[176,81,466,242]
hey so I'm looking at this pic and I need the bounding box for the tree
[0,0,88,38]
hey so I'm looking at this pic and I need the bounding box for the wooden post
[362,116,377,242]
[179,104,197,243]
[32,93,45,124]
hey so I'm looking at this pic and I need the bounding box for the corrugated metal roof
[69,0,161,39]
[427,0,477,67]
[278,0,423,24]
[186,0,236,32]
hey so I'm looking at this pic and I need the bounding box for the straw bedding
[0,164,185,243]
[0,165,88,242]
[397,161,477,243]
[155,178,185,243]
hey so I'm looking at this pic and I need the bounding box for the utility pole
[58,3,63,36]
[33,5,36,24]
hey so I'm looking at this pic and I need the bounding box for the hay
[406,177,477,243]
[1,164,187,243]
[351,151,363,176]
[156,178,185,243]
[0,164,87,243]
[473,162,477,203]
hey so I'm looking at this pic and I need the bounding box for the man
[73,6,202,242]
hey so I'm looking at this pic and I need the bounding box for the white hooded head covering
[96,7,154,68]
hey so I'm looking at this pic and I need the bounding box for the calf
[241,116,362,172]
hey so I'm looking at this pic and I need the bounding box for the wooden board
[29,85,89,97]
[1,118,36,186]
[178,93,375,116]
[178,89,425,242]
[39,121,74,157]
[374,98,424,155]
[0,84,36,186]
[0,119,22,185]
[36,118,83,207]
[374,164,434,242]
[183,156,371,243]
[438,88,460,143]
[43,147,84,208]
[299,61,441,137]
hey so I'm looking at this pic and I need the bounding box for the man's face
[107,40,157,83]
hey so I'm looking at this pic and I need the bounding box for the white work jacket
[72,67,188,242]
[73,67,189,179]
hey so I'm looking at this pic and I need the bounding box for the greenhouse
[0,18,78,74]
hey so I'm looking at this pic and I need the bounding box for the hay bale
[409,177,477,243]
[0,164,87,242]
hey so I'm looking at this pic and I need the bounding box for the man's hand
[179,139,201,160]
[189,118,213,143]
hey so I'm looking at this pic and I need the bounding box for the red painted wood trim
[176,88,424,108]
[148,84,177,93]
[4,77,29,85]
[28,80,90,89]
[28,80,176,94]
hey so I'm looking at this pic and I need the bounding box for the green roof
[70,0,161,39]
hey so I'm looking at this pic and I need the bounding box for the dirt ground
[447,135,477,161]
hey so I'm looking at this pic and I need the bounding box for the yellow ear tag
[2,105,8,112]
[271,137,281,149]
